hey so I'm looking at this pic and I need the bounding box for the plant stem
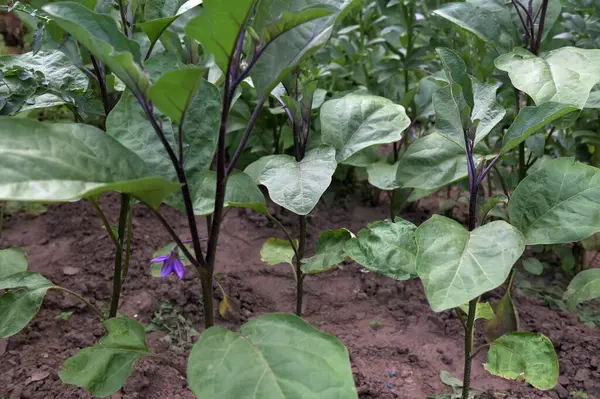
[90,55,111,117]
[121,204,134,282]
[109,194,130,318]
[226,97,266,176]
[462,297,478,399]
[296,214,306,316]
[117,0,129,37]
[267,214,300,262]
[0,201,4,234]
[50,286,106,320]
[531,0,550,55]
[92,200,120,248]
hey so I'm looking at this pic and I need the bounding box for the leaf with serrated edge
[302,229,354,274]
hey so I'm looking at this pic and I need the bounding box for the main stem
[462,298,478,399]
[296,215,306,316]
[109,194,130,318]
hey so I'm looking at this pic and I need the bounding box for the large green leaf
[346,218,417,280]
[564,269,600,311]
[140,0,202,52]
[366,161,401,191]
[500,103,578,154]
[59,317,150,397]
[396,133,470,190]
[244,147,337,215]
[321,94,410,162]
[433,0,517,51]
[509,158,600,245]
[43,2,149,94]
[470,78,505,144]
[185,0,255,73]
[188,313,357,399]
[253,3,337,42]
[147,67,207,124]
[0,272,53,338]
[0,247,28,279]
[260,238,297,266]
[416,216,525,312]
[250,0,356,96]
[495,47,600,109]
[485,332,558,390]
[0,50,88,93]
[0,118,180,209]
[302,228,354,274]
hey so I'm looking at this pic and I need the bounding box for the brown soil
[1,194,599,399]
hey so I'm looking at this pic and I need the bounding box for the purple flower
[151,248,185,280]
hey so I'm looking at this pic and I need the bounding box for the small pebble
[388,371,397,377]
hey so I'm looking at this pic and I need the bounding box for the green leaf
[366,161,400,191]
[416,215,525,312]
[484,292,519,343]
[147,67,207,124]
[500,102,578,154]
[250,0,356,96]
[432,83,471,148]
[253,3,337,42]
[484,332,559,390]
[478,194,508,221]
[437,47,474,109]
[188,171,267,216]
[459,301,495,321]
[185,0,255,73]
[260,238,297,266]
[433,0,517,51]
[59,317,150,397]
[470,78,506,144]
[140,0,202,51]
[346,217,417,280]
[0,272,53,338]
[321,94,410,162]
[0,50,88,93]
[396,133,470,190]
[495,47,600,109]
[187,313,357,399]
[564,269,600,311]
[43,2,149,94]
[522,257,544,275]
[244,147,337,215]
[302,229,354,274]
[0,118,180,209]
[509,158,600,245]
[0,247,28,279]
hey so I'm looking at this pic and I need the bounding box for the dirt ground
[1,194,599,399]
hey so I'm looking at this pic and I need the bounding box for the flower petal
[161,259,174,278]
[173,259,185,280]
[151,254,170,263]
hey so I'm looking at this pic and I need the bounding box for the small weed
[370,320,383,330]
[146,301,199,352]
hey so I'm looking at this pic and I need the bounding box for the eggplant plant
[0,0,361,397]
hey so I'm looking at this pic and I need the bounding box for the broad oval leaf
[261,238,297,266]
[416,216,525,312]
[346,217,417,280]
[396,133,470,190]
[0,271,53,338]
[43,2,149,94]
[485,332,559,390]
[0,247,28,279]
[509,158,600,245]
[188,313,357,399]
[321,94,410,162]
[185,0,255,73]
[59,317,150,397]
[437,47,473,109]
[0,118,180,209]
[245,147,337,215]
[366,161,401,191]
[433,0,517,51]
[458,301,495,321]
[500,102,578,154]
[495,47,600,109]
[564,269,600,311]
[302,228,354,275]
